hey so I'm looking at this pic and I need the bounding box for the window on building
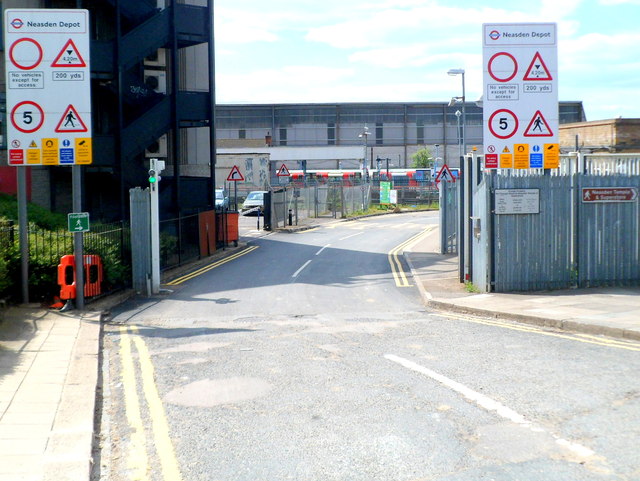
[239,129,246,139]
[327,122,335,145]
[376,122,383,145]
[279,128,287,146]
[417,120,424,145]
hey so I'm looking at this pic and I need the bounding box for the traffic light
[148,158,165,184]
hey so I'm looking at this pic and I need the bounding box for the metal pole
[150,169,160,294]
[208,0,217,206]
[72,165,85,309]
[17,168,29,304]
[461,72,466,157]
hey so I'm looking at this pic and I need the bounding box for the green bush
[0,194,67,230]
[0,220,131,303]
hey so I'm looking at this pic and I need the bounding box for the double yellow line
[440,312,640,352]
[388,226,436,288]
[119,325,183,481]
[166,245,259,286]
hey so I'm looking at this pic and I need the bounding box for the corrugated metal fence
[474,159,639,292]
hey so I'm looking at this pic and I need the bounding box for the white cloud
[217,66,357,103]
[599,0,640,4]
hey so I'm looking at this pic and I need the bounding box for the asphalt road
[96,212,640,481]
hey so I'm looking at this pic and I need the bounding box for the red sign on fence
[582,187,638,203]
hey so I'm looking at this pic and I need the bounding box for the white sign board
[482,23,558,170]
[4,9,92,166]
[495,189,540,214]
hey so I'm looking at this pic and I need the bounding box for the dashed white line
[315,244,331,255]
[339,232,364,241]
[292,260,312,278]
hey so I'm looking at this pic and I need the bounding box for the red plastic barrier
[57,255,104,300]
[83,255,103,297]
[57,255,76,300]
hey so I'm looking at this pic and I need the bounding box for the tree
[411,148,433,169]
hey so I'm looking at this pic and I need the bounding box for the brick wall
[560,118,640,152]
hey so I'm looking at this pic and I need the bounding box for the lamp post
[358,125,371,181]
[447,68,465,157]
[454,109,462,158]
[448,68,467,283]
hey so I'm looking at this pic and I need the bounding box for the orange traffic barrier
[57,254,104,301]
[83,255,103,297]
[57,255,76,301]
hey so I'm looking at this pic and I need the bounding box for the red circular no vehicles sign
[9,38,43,70]
[488,51,518,83]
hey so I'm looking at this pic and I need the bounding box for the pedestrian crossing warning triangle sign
[51,39,87,68]
[524,110,553,137]
[55,104,89,133]
[522,51,552,81]
[435,164,455,184]
[277,163,290,176]
[227,165,245,182]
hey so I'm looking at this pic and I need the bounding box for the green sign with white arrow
[68,212,90,233]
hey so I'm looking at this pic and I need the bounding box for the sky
[213,0,640,121]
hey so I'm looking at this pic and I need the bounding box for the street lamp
[358,125,371,181]
[447,68,466,157]
[454,109,462,158]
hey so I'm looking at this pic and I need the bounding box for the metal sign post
[4,9,92,307]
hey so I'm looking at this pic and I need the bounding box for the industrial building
[0,1,590,222]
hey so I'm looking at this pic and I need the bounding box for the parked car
[215,189,229,209]
[241,190,268,214]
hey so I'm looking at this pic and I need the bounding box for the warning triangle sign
[29,140,38,148]
[523,52,552,81]
[277,163,290,176]
[227,165,245,182]
[55,104,89,133]
[502,146,510,153]
[524,110,553,137]
[435,164,455,184]
[51,39,87,68]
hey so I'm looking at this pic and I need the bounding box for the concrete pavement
[402,221,640,342]
[0,210,638,481]
[0,307,101,481]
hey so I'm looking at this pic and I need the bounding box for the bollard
[288,209,293,226]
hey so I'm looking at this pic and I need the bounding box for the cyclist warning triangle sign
[55,104,89,133]
[277,163,290,176]
[227,165,245,182]
[524,110,553,137]
[523,51,552,81]
[51,39,87,67]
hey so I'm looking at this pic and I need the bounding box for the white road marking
[384,354,596,460]
[292,260,312,278]
[339,232,364,240]
[316,244,331,255]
